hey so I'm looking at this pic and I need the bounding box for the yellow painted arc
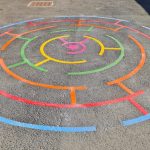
[84,36,121,55]
[39,35,87,65]
[84,35,105,56]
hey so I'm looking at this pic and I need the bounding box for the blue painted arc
[122,113,150,126]
[0,116,96,133]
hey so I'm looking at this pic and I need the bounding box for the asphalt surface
[0,0,150,150]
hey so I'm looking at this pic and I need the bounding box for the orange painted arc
[107,35,146,85]
[0,58,86,91]
[0,26,56,51]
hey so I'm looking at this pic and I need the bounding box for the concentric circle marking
[38,35,87,65]
[60,39,88,55]
[0,16,150,132]
[67,35,124,75]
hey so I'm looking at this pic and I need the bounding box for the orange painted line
[114,26,125,32]
[0,26,56,51]
[116,24,150,40]
[117,82,134,94]
[70,88,77,105]
[66,19,119,26]
[0,36,18,51]
[77,20,82,26]
[20,26,56,36]
[107,35,146,85]
[0,58,86,91]
[76,23,121,31]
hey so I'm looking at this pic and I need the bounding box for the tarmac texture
[0,1,150,150]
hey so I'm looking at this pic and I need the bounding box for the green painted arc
[67,35,125,75]
[20,36,48,72]
[8,27,92,71]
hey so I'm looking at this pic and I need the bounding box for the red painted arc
[0,90,146,109]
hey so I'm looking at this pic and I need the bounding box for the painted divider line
[0,18,44,30]
[8,61,26,69]
[122,113,150,126]
[0,116,96,133]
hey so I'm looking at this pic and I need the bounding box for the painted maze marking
[0,116,96,133]
[0,58,87,105]
[0,25,56,51]
[67,35,124,75]
[20,36,48,72]
[7,28,91,69]
[59,37,89,55]
[0,18,44,30]
[2,27,93,70]
[0,17,149,131]
[106,35,146,94]
[36,35,87,65]
[122,114,150,126]
[55,16,129,22]
[0,90,145,109]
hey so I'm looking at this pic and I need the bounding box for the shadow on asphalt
[136,0,150,14]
